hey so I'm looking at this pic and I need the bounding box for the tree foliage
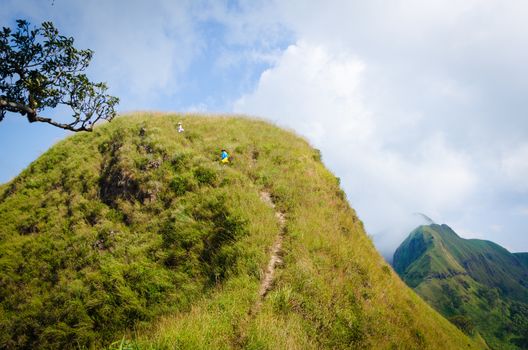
[510,302,528,348]
[0,19,118,131]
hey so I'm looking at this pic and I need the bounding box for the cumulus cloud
[235,41,479,257]
[232,1,528,257]
[236,42,370,141]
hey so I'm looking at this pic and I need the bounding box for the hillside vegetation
[515,253,528,269]
[0,114,483,349]
[394,224,528,349]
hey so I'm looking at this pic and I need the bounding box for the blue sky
[2,0,528,258]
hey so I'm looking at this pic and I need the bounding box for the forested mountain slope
[394,224,528,349]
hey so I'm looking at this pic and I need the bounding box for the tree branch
[32,114,92,131]
[0,98,36,118]
[0,98,92,131]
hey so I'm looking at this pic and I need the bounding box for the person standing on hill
[177,122,184,133]
[221,149,230,163]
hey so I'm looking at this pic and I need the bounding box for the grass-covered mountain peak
[394,224,528,299]
[394,224,528,349]
[0,113,483,349]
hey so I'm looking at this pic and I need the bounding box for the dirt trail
[256,191,285,302]
[232,191,286,347]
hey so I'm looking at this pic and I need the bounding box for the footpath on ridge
[233,190,285,348]
[258,191,285,299]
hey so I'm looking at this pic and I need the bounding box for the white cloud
[232,1,528,256]
[64,0,200,108]
[198,0,289,48]
[501,144,528,192]
[2,0,203,110]
[236,42,370,142]
[235,41,478,256]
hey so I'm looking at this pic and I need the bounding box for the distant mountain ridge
[394,224,528,349]
[394,224,528,299]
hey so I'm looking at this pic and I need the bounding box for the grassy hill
[0,113,483,349]
[394,224,528,349]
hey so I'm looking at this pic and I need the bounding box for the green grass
[0,113,482,349]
